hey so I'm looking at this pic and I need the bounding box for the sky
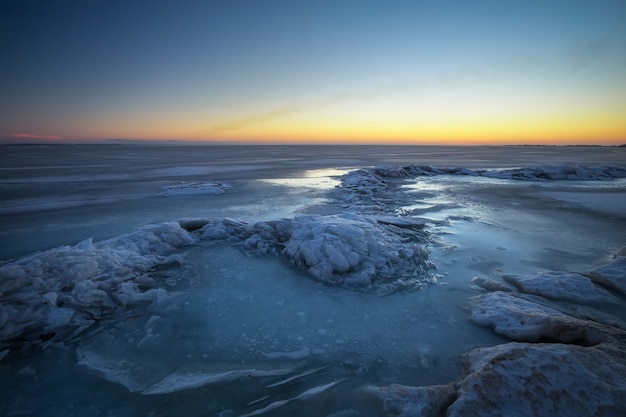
[1,0,625,145]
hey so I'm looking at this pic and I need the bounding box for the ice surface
[369,255,626,417]
[239,379,345,417]
[447,341,626,417]
[363,383,458,417]
[503,271,621,304]
[2,145,626,416]
[160,182,231,196]
[143,366,294,395]
[589,256,626,295]
[468,291,609,344]
[537,190,626,217]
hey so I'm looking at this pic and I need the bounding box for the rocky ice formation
[368,339,626,417]
[0,222,194,351]
[339,164,626,190]
[503,271,621,304]
[481,165,626,181]
[190,214,432,288]
[0,213,434,351]
[365,249,626,417]
[589,256,626,295]
[336,164,626,217]
[468,291,612,345]
[4,163,622,352]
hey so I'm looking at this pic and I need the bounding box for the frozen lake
[1,144,625,416]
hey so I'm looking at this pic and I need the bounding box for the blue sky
[1,0,625,143]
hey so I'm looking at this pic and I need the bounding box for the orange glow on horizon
[177,110,626,146]
[7,105,624,146]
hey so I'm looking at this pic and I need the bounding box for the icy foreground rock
[589,256,626,295]
[0,222,193,350]
[192,213,433,289]
[366,254,626,417]
[468,291,611,345]
[503,271,620,304]
[367,340,626,417]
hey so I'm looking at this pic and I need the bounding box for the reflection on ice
[258,168,350,189]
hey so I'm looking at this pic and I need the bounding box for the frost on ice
[0,222,193,350]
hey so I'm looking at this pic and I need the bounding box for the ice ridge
[191,213,435,289]
[340,164,626,187]
[1,212,435,351]
[0,222,194,350]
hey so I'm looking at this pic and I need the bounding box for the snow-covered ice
[590,255,626,295]
[1,144,625,416]
[503,271,621,304]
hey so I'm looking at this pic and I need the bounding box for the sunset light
[1,1,625,145]
[2,2,626,414]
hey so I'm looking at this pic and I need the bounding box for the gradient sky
[1,0,625,144]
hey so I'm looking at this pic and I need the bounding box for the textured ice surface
[2,146,626,416]
[468,291,609,345]
[369,257,626,417]
[160,182,231,196]
[590,256,626,295]
[339,164,626,185]
[366,340,626,417]
[503,271,620,304]
[0,211,435,351]
[0,222,193,349]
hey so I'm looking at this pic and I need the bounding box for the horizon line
[1,138,625,148]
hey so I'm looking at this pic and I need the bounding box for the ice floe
[336,163,626,217]
[368,340,626,417]
[366,252,626,416]
[589,256,626,295]
[503,271,621,304]
[468,291,610,345]
[340,164,626,188]
[0,222,194,350]
[470,276,513,292]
